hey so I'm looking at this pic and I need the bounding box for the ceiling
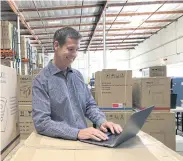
[5,0,183,53]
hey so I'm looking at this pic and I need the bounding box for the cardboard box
[1,59,11,67]
[0,65,20,160]
[95,70,132,86]
[11,132,183,161]
[142,66,167,77]
[21,63,28,75]
[1,21,13,41]
[20,134,32,140]
[142,112,175,150]
[19,105,34,135]
[86,112,132,128]
[1,39,12,49]
[17,75,32,105]
[95,70,132,109]
[99,111,175,150]
[132,77,171,111]
[20,36,28,58]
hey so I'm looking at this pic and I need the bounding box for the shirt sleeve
[32,78,79,140]
[85,85,107,127]
[75,70,107,127]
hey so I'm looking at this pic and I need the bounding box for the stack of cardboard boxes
[89,66,175,150]
[17,75,34,139]
[132,66,175,149]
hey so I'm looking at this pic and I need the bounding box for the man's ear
[53,41,59,51]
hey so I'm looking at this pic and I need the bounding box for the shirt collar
[48,60,73,75]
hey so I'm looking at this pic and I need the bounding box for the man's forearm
[85,105,107,127]
[34,118,80,140]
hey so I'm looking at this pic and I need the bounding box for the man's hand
[100,121,122,134]
[77,127,108,141]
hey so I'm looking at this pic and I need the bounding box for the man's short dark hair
[53,27,82,47]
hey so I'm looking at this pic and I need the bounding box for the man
[32,27,122,141]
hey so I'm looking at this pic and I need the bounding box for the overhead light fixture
[48,21,61,24]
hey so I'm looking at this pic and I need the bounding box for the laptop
[80,106,154,148]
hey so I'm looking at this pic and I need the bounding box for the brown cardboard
[20,134,32,140]
[0,65,20,160]
[17,75,32,105]
[19,105,35,135]
[24,131,99,149]
[142,66,167,77]
[99,111,175,150]
[86,112,132,128]
[97,85,132,108]
[95,70,132,86]
[102,69,117,72]
[132,77,171,111]
[142,112,176,150]
[12,132,183,161]
[95,70,132,108]
[105,111,132,127]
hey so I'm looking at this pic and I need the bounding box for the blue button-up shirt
[32,61,106,140]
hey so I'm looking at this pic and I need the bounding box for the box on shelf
[95,70,132,110]
[20,36,30,59]
[1,59,12,67]
[17,75,32,105]
[142,66,167,77]
[0,65,20,160]
[21,63,28,75]
[1,21,13,40]
[132,77,171,112]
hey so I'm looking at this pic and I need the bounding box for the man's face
[54,38,80,67]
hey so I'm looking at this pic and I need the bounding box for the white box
[0,65,20,160]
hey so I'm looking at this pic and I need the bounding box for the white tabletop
[171,107,183,112]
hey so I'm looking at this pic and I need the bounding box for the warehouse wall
[43,50,130,83]
[88,50,130,78]
[129,16,183,75]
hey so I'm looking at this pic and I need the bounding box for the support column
[17,14,21,74]
[103,9,107,69]
[88,50,91,79]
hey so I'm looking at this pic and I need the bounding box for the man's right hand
[77,127,109,141]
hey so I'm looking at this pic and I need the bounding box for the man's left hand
[100,121,122,134]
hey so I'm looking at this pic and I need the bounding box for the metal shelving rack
[0,22,18,70]
[27,40,33,75]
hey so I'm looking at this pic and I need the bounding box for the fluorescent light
[48,21,61,24]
